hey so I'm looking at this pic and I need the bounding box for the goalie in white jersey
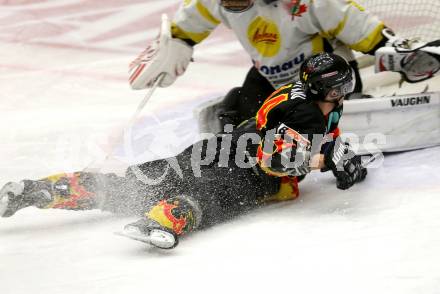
[129,0,440,125]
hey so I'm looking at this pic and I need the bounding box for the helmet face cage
[310,69,355,100]
[301,53,355,101]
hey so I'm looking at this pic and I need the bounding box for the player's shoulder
[288,81,308,101]
[283,100,326,134]
[264,81,307,102]
[280,82,326,133]
[257,81,322,131]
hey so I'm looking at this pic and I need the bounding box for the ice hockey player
[1,53,367,249]
[129,0,440,126]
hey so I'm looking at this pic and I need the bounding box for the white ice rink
[1,1,440,294]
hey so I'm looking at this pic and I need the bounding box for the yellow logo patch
[248,17,281,57]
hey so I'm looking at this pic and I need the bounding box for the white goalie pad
[339,91,440,154]
[195,91,440,154]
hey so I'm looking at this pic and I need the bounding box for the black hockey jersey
[253,81,342,176]
[255,81,341,136]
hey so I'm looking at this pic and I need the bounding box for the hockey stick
[361,152,383,168]
[84,73,165,173]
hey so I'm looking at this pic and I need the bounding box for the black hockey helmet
[300,52,355,102]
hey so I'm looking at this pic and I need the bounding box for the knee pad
[146,195,202,235]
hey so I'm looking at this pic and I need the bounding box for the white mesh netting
[360,0,440,41]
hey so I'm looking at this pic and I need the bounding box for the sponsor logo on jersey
[391,95,431,107]
[284,0,308,20]
[259,53,305,75]
[248,17,281,57]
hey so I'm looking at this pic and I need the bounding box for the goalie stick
[83,73,166,173]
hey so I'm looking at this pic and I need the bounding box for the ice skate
[116,195,202,249]
[117,218,179,249]
[0,181,52,217]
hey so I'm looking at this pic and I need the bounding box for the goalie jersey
[171,0,385,88]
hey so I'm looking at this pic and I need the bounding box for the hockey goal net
[359,0,440,42]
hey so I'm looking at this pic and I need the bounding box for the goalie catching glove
[129,14,193,89]
[323,139,367,190]
[375,28,440,82]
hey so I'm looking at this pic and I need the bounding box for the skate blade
[115,228,178,249]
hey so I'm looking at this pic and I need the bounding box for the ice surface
[1,1,439,294]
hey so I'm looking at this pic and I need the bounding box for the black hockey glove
[323,140,367,190]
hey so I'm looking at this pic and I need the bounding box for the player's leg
[121,143,203,223]
[127,162,281,238]
[120,152,304,248]
[120,194,200,249]
[0,141,211,218]
[0,172,115,217]
[118,146,205,248]
[119,163,191,217]
[219,67,275,127]
[0,141,206,218]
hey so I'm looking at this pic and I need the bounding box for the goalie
[129,0,440,126]
[1,53,368,249]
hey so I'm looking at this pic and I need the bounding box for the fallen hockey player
[0,53,367,249]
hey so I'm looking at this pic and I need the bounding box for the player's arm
[256,99,365,189]
[129,1,222,90]
[256,96,328,178]
[303,0,386,54]
[171,0,222,46]
[322,138,367,190]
